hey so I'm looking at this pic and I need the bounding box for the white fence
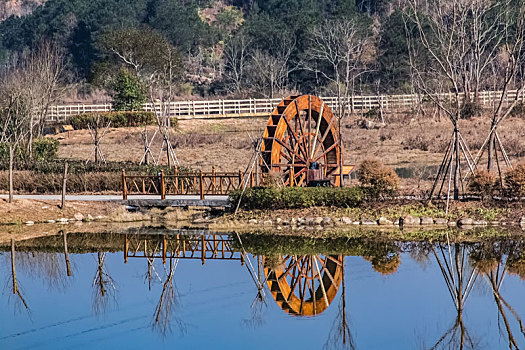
[45,90,525,123]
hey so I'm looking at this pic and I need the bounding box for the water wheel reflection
[264,255,343,316]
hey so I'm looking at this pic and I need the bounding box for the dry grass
[50,112,525,191]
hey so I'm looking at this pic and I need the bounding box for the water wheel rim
[261,95,342,186]
[264,254,344,316]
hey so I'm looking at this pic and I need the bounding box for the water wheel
[261,95,342,186]
[264,255,344,316]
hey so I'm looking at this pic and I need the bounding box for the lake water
[1,229,525,349]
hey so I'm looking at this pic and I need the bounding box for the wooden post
[160,170,166,200]
[122,169,128,200]
[212,166,216,194]
[174,167,179,194]
[199,170,204,200]
[11,239,17,294]
[63,231,72,276]
[124,234,129,264]
[8,144,14,203]
[238,170,243,190]
[162,235,167,265]
[61,163,68,209]
[250,171,254,188]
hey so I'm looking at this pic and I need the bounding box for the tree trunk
[9,144,14,203]
[454,128,460,200]
[487,126,496,172]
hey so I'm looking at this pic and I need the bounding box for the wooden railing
[47,89,525,123]
[122,169,253,200]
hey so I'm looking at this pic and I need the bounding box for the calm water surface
[1,230,524,349]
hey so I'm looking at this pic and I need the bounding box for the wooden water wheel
[264,255,344,316]
[261,95,342,186]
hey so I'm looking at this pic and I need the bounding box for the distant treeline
[0,0,421,96]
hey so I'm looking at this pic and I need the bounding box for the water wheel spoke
[326,255,343,266]
[312,116,336,160]
[278,259,299,282]
[284,116,309,161]
[275,138,307,164]
[313,143,338,163]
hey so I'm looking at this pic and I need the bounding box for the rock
[401,215,420,226]
[520,216,525,224]
[490,221,500,226]
[276,226,283,230]
[393,219,400,226]
[314,217,324,225]
[448,221,457,227]
[297,218,306,225]
[359,119,386,129]
[41,206,48,209]
[352,221,361,225]
[58,218,68,223]
[305,217,315,226]
[276,218,282,225]
[290,218,296,225]
[248,219,258,225]
[282,220,290,226]
[46,219,56,224]
[420,217,434,225]
[87,214,94,221]
[74,213,84,221]
[458,218,474,226]
[378,217,393,225]
[95,215,105,220]
[361,218,377,225]
[472,220,488,226]
[434,218,448,225]
[263,220,273,226]
[24,221,34,225]
[340,217,353,225]
[322,217,332,226]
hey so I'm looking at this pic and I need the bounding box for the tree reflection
[324,260,355,350]
[7,239,29,312]
[471,241,525,349]
[430,242,479,349]
[152,257,186,336]
[243,255,267,329]
[92,252,117,315]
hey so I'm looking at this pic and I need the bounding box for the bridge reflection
[123,233,343,317]
[124,233,245,265]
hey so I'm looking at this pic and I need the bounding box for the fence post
[250,170,254,188]
[122,169,128,200]
[200,170,205,200]
[161,170,166,200]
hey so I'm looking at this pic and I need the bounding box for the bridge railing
[122,169,251,200]
[47,89,525,123]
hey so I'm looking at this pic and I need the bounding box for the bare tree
[99,28,183,166]
[223,33,252,96]
[304,19,371,186]
[405,0,508,200]
[246,38,296,98]
[0,41,68,155]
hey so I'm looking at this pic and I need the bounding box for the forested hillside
[0,0,409,97]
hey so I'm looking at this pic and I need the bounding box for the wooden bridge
[121,169,252,200]
[45,89,525,123]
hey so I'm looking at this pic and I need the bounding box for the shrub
[33,138,59,161]
[510,102,525,118]
[0,138,59,161]
[460,101,483,119]
[68,111,156,129]
[505,163,525,197]
[356,159,399,198]
[230,186,363,210]
[111,68,146,111]
[468,170,496,198]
